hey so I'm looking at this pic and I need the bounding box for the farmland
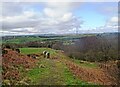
[2,34,95,44]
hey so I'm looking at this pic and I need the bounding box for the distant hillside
[2,34,95,44]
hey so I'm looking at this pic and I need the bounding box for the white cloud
[43,8,63,18]
[105,16,118,27]
[39,2,83,34]
[1,2,84,35]
[2,10,40,22]
[1,10,42,30]
[93,16,118,33]
[61,12,73,22]
[1,2,118,35]
[110,16,118,23]
[43,2,81,18]
[45,2,80,10]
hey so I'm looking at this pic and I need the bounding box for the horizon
[1,32,119,37]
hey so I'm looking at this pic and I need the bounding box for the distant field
[2,34,95,44]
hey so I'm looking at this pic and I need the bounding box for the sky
[0,1,119,36]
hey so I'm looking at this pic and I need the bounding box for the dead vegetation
[65,60,118,85]
[99,60,120,85]
[2,49,37,85]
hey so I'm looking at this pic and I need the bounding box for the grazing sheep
[43,51,47,58]
[46,52,50,58]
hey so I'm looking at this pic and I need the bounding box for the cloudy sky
[0,0,118,36]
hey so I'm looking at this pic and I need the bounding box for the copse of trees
[62,34,118,62]
[2,43,25,49]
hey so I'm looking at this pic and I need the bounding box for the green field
[20,48,58,55]
[2,34,95,44]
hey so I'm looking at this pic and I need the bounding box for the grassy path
[26,57,89,85]
[38,58,65,85]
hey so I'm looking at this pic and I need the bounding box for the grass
[25,57,91,85]
[20,47,57,55]
[26,59,50,84]
[71,59,98,68]
[59,53,98,69]
[64,67,91,86]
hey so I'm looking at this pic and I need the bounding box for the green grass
[25,57,91,85]
[60,54,98,69]
[20,48,57,55]
[71,59,98,68]
[26,59,50,84]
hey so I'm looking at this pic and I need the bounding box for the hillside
[2,48,118,85]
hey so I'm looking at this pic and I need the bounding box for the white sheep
[46,52,50,58]
[43,51,47,58]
